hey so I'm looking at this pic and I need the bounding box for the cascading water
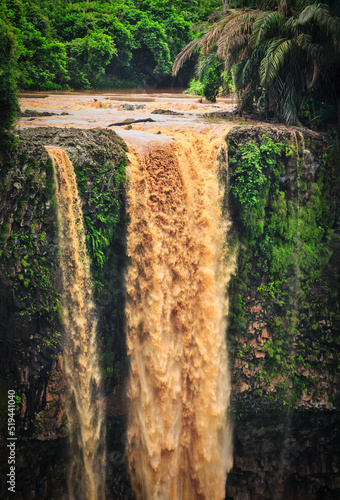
[45,147,106,500]
[125,130,235,500]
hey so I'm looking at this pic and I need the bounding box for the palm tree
[173,1,340,125]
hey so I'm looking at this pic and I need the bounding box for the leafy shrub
[0,19,19,133]
[184,77,204,95]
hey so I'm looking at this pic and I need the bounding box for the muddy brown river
[18,91,236,151]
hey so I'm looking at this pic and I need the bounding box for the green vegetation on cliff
[227,127,339,408]
[0,128,128,431]
[73,145,128,386]
[0,141,62,430]
[0,150,60,322]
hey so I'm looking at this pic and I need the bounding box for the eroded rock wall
[226,125,339,411]
[0,128,127,444]
[0,125,338,499]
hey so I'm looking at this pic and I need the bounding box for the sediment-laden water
[125,130,235,499]
[46,147,106,500]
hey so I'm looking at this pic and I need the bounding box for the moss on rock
[0,127,128,435]
[226,126,339,410]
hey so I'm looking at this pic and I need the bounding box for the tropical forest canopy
[0,0,230,91]
[0,0,340,130]
[174,0,340,126]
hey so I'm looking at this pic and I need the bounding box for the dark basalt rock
[0,127,128,440]
[151,109,184,115]
[21,110,62,117]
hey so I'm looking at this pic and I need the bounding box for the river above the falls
[18,91,237,151]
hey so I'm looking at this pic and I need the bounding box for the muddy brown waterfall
[126,130,235,500]
[46,147,105,500]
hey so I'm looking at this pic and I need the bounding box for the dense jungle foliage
[0,0,227,94]
[174,0,340,127]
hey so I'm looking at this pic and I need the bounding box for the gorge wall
[0,128,128,498]
[226,126,339,411]
[225,126,339,500]
[0,125,338,499]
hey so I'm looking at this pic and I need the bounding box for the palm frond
[191,21,209,33]
[208,10,227,22]
[195,52,218,80]
[251,11,284,48]
[298,3,328,25]
[296,34,323,88]
[234,46,266,89]
[299,2,340,40]
[173,9,262,76]
[208,8,250,23]
[172,38,202,76]
[201,21,229,54]
[216,23,251,59]
[284,16,298,36]
[202,10,261,54]
[260,38,294,86]
[281,69,299,125]
[296,32,312,50]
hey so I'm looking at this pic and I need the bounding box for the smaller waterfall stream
[46,147,105,500]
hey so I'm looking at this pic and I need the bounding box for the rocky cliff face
[0,125,338,499]
[0,128,127,444]
[227,410,339,500]
[226,126,339,412]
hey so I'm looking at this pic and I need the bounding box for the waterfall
[46,147,106,500]
[125,130,235,499]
